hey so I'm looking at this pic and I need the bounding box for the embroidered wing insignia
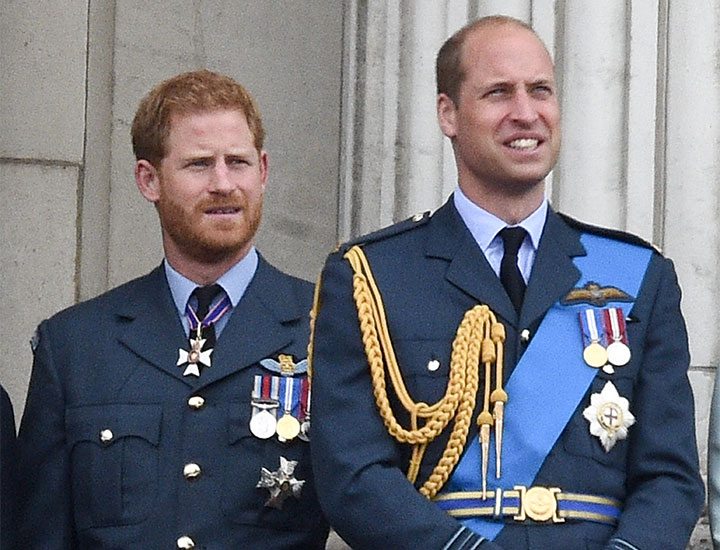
[562,281,633,307]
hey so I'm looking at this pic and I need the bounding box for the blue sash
[438,233,653,539]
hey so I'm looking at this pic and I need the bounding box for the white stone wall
[0,0,88,421]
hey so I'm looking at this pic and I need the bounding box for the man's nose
[209,160,234,192]
[510,91,539,124]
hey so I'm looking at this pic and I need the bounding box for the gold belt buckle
[513,485,564,523]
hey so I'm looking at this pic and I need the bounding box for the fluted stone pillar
[553,2,630,225]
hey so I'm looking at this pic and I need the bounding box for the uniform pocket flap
[226,401,253,445]
[66,403,162,447]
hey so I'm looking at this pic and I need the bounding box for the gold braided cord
[419,306,488,498]
[343,245,505,498]
[345,247,461,443]
[307,270,324,383]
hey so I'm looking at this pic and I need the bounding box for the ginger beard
[154,174,264,264]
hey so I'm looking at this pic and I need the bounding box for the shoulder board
[558,212,662,254]
[336,211,431,254]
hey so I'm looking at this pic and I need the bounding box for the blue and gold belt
[434,486,621,526]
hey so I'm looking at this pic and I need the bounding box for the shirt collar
[453,187,548,252]
[164,247,259,314]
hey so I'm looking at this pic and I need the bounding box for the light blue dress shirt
[453,187,548,282]
[164,247,259,338]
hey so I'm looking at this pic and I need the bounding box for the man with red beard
[17,70,328,549]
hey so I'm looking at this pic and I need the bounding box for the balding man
[310,16,703,550]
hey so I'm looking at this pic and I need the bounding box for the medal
[250,375,280,438]
[579,309,608,368]
[299,418,311,442]
[250,409,277,439]
[582,381,635,452]
[583,342,608,369]
[606,343,630,367]
[276,414,301,440]
[256,456,305,509]
[255,357,310,442]
[604,308,631,367]
[178,294,231,377]
[177,337,212,377]
[276,377,301,441]
[298,378,311,442]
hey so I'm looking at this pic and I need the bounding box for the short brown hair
[436,15,541,104]
[131,69,265,166]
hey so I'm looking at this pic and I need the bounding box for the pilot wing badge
[562,281,633,307]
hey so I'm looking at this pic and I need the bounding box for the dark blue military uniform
[17,256,328,549]
[310,198,703,550]
[1,385,16,550]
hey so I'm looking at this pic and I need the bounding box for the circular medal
[597,402,624,434]
[298,419,311,442]
[583,342,608,368]
[249,410,277,439]
[276,414,301,441]
[606,341,631,367]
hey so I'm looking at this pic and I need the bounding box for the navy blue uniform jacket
[1,385,16,549]
[17,256,329,549]
[311,199,703,550]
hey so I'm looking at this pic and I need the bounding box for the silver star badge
[583,381,635,452]
[177,338,213,377]
[256,456,305,509]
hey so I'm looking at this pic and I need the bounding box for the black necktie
[192,284,223,350]
[499,227,527,314]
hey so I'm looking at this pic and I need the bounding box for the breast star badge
[256,456,305,509]
[583,381,635,452]
[177,338,213,377]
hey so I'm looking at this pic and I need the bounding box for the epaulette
[558,212,662,254]
[334,211,431,254]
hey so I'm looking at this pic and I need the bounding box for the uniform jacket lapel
[114,259,306,389]
[198,256,302,388]
[521,209,585,329]
[425,200,518,326]
[116,266,193,386]
[425,200,586,330]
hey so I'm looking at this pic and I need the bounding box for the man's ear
[135,160,160,203]
[259,150,269,191]
[437,93,458,139]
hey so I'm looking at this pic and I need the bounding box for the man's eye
[533,85,553,96]
[189,159,210,167]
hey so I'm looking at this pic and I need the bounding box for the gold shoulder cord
[343,245,506,498]
[307,270,324,383]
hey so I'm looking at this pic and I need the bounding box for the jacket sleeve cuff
[442,526,493,550]
[604,537,640,550]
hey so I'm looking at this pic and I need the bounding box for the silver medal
[298,418,311,442]
[606,341,631,367]
[250,409,277,439]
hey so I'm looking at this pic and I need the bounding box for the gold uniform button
[183,463,202,480]
[187,396,205,409]
[176,535,195,549]
[99,429,113,443]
